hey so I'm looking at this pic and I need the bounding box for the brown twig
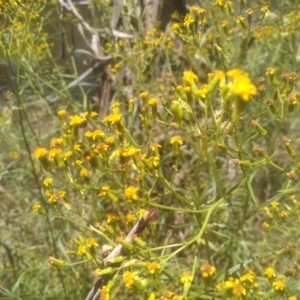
[84,210,155,300]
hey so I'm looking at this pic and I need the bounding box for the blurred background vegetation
[1,0,300,299]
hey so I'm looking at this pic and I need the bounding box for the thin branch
[84,210,155,300]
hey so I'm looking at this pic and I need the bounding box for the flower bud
[48,256,67,268]
[282,136,295,158]
[170,100,184,124]
[251,120,267,137]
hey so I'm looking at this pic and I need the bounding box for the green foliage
[1,1,300,299]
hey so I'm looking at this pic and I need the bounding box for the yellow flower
[69,114,85,126]
[197,84,208,99]
[148,262,161,274]
[240,271,254,283]
[264,267,276,279]
[171,23,180,33]
[201,264,216,278]
[49,148,59,161]
[100,286,110,300]
[183,70,198,85]
[279,210,288,218]
[58,190,66,198]
[161,290,173,299]
[86,237,99,248]
[77,245,87,255]
[232,279,246,297]
[50,137,64,148]
[183,14,195,27]
[43,177,53,187]
[57,110,67,118]
[48,193,58,203]
[227,69,257,101]
[62,151,72,160]
[86,130,104,140]
[271,201,279,208]
[125,213,137,224]
[262,222,270,229]
[106,213,118,223]
[98,186,111,196]
[288,296,297,300]
[148,156,159,167]
[261,6,270,13]
[123,272,134,289]
[139,92,148,99]
[236,16,244,24]
[151,143,161,151]
[105,136,115,144]
[90,111,98,118]
[34,147,48,159]
[148,97,158,106]
[172,296,183,300]
[273,279,285,291]
[80,169,89,177]
[266,67,275,75]
[124,186,139,200]
[32,204,41,212]
[103,114,122,124]
[170,135,183,145]
[111,102,121,112]
[180,272,193,283]
[138,209,147,217]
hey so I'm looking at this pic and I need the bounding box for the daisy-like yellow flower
[125,213,137,224]
[50,137,64,148]
[123,272,135,289]
[77,245,87,255]
[99,286,110,300]
[34,147,48,159]
[43,177,53,187]
[98,186,111,196]
[148,262,161,274]
[58,190,66,198]
[264,267,276,279]
[183,14,195,27]
[69,114,85,126]
[151,143,161,151]
[273,279,285,291]
[139,92,148,99]
[106,213,118,223]
[183,70,198,85]
[262,222,270,229]
[148,97,158,106]
[232,279,246,297]
[171,23,180,34]
[80,169,89,177]
[86,237,99,248]
[48,193,58,203]
[180,272,193,283]
[49,148,59,161]
[105,136,115,144]
[227,69,256,102]
[124,186,139,200]
[138,209,147,217]
[32,204,41,212]
[90,111,98,117]
[201,264,216,278]
[170,135,183,145]
[240,271,254,283]
[103,114,122,124]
